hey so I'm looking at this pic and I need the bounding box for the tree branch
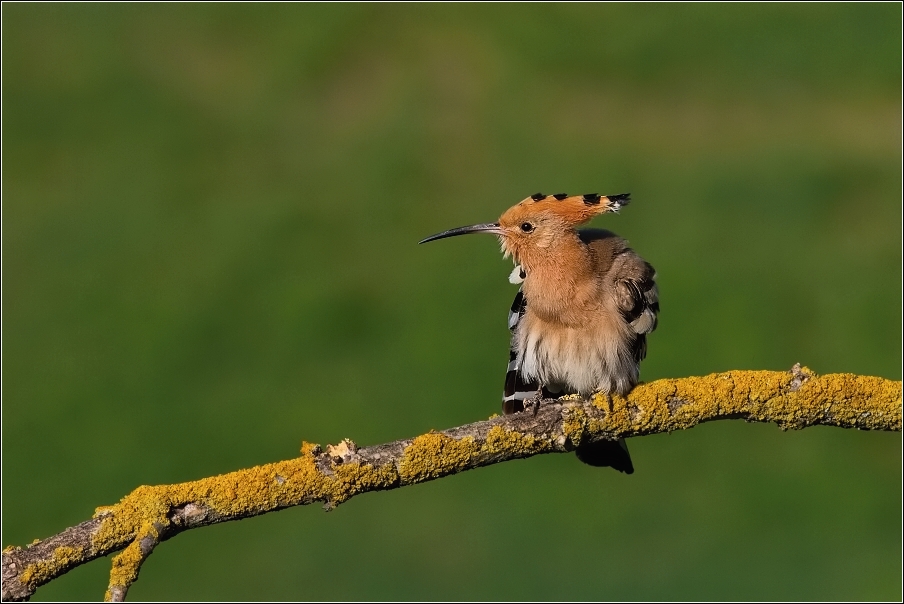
[3,366,901,601]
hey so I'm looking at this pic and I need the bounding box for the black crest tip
[553,193,568,200]
[530,192,546,201]
[606,193,631,206]
[582,193,601,205]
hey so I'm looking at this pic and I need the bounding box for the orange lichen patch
[18,546,81,588]
[398,432,479,483]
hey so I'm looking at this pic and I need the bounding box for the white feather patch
[630,310,656,334]
[509,265,525,284]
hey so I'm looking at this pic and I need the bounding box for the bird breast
[516,305,639,397]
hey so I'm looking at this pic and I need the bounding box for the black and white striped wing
[502,287,541,415]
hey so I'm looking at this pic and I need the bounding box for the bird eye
[520,222,534,233]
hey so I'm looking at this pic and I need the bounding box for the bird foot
[525,390,545,416]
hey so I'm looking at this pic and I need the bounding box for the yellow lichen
[89,444,406,560]
[85,370,901,562]
[10,369,897,602]
[483,425,544,456]
[326,461,398,504]
[91,486,170,555]
[300,441,320,457]
[562,406,589,447]
[18,546,81,588]
[620,370,902,435]
[398,432,479,483]
[94,505,116,518]
[103,527,153,600]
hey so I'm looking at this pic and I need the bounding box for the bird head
[419,192,630,269]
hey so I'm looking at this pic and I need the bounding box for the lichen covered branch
[3,367,901,601]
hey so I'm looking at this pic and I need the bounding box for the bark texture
[2,366,900,602]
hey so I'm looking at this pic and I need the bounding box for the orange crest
[499,193,630,228]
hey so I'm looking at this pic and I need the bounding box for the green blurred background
[2,3,901,601]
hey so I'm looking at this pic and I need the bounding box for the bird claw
[526,390,544,416]
[525,391,586,416]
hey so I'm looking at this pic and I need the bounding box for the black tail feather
[575,438,634,474]
[502,399,525,415]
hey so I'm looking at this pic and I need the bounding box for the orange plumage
[420,192,657,473]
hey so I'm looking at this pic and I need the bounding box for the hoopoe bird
[420,192,659,473]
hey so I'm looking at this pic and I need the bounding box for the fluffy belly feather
[517,313,638,396]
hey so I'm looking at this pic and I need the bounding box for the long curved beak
[418,222,503,244]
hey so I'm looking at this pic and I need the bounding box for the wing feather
[613,259,659,363]
[502,288,540,414]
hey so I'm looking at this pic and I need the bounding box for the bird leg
[525,389,545,416]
